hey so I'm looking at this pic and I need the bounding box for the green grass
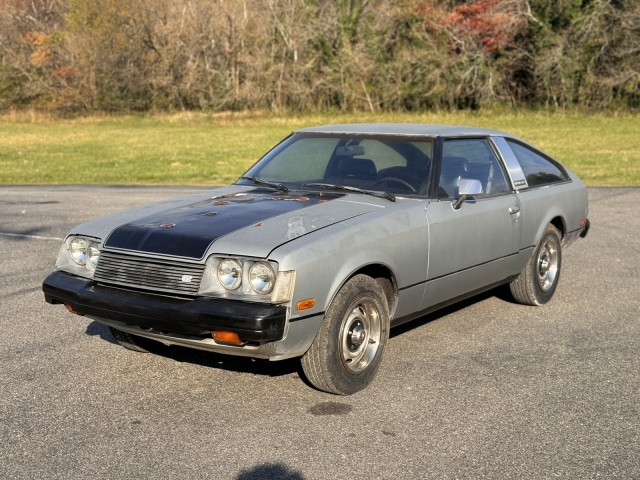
[0,111,638,186]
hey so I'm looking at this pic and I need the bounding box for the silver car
[43,124,590,394]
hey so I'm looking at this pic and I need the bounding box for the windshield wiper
[304,183,395,202]
[238,176,288,193]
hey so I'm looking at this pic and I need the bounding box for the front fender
[272,200,429,321]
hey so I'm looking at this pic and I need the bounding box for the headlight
[217,259,242,290]
[56,235,102,279]
[249,262,275,294]
[200,257,295,303]
[87,243,101,270]
[69,238,88,265]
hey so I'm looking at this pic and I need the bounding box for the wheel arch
[531,214,565,249]
[332,263,399,320]
[549,216,566,238]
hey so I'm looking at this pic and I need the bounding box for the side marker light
[296,299,316,311]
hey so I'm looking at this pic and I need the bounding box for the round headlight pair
[69,237,100,269]
[216,259,275,295]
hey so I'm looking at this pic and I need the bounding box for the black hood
[103,189,343,259]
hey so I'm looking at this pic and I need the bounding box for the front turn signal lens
[212,331,243,345]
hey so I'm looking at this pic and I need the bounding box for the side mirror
[458,178,482,196]
[452,178,482,210]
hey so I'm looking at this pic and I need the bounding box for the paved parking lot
[1,185,638,479]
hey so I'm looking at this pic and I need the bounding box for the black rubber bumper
[42,271,287,342]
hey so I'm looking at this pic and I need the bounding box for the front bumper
[42,271,287,343]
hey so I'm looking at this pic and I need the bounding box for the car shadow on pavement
[235,463,304,480]
[85,321,301,378]
[84,284,514,380]
[390,284,512,338]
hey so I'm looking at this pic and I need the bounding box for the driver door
[421,138,522,309]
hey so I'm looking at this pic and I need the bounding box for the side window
[506,139,569,187]
[440,139,510,198]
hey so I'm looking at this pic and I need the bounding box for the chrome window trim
[490,136,529,190]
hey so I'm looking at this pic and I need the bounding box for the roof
[295,123,512,138]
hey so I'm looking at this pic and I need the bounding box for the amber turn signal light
[212,331,243,345]
[64,303,83,315]
[296,298,316,311]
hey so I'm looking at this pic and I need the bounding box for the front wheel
[301,274,390,395]
[510,223,562,306]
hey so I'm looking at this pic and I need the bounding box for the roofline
[294,123,514,138]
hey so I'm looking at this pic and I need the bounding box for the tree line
[1,0,639,113]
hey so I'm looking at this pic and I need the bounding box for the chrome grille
[94,251,205,296]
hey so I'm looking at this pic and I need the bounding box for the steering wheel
[374,176,416,193]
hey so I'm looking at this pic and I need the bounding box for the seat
[335,158,377,181]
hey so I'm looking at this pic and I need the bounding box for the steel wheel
[340,300,382,373]
[510,223,563,306]
[301,274,390,395]
[536,236,559,292]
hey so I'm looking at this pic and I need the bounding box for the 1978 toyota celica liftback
[43,124,590,394]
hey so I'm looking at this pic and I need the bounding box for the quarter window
[506,139,569,187]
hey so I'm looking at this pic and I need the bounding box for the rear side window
[506,140,569,187]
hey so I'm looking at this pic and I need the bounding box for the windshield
[238,133,433,197]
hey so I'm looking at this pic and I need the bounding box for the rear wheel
[301,274,390,395]
[510,224,562,306]
[109,326,151,353]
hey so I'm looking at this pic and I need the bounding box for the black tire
[301,274,390,395]
[510,224,562,306]
[109,326,151,353]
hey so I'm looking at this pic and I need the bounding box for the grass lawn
[0,111,638,186]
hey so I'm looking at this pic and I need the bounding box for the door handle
[509,206,521,215]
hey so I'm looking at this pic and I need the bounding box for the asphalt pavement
[1,185,638,479]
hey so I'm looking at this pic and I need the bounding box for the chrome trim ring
[340,299,382,373]
[537,237,559,292]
